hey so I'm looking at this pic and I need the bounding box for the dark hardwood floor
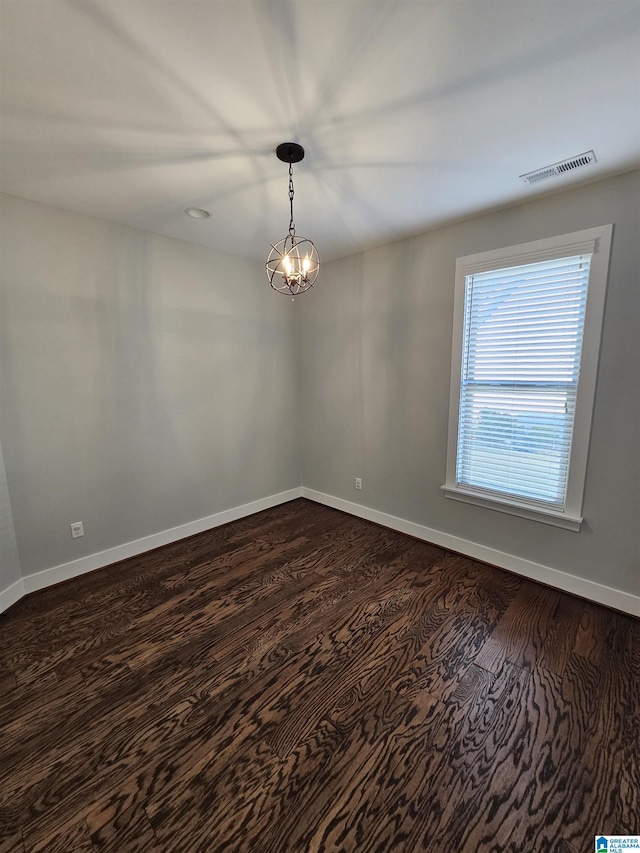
[0,498,638,852]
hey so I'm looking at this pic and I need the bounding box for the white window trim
[442,224,613,531]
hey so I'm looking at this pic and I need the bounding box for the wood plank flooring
[0,498,638,852]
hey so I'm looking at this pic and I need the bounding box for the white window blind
[456,253,592,510]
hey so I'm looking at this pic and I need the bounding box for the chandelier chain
[288,161,295,237]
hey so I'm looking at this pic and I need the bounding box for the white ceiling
[1,1,639,262]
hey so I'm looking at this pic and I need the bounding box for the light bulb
[302,256,311,273]
[283,255,292,276]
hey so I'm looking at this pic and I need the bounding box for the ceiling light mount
[266,142,319,297]
[276,142,305,164]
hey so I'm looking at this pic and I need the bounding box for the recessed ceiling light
[185,207,210,219]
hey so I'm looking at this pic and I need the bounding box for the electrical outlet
[355,478,362,490]
[70,521,84,539]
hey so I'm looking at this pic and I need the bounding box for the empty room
[0,2,639,852]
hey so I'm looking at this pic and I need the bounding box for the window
[443,225,613,530]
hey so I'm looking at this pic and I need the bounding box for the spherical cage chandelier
[266,142,319,296]
[266,234,319,296]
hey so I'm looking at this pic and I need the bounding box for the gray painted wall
[0,435,21,591]
[1,172,638,604]
[298,171,640,597]
[0,194,299,578]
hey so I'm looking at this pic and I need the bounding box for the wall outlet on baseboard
[355,478,362,490]
[70,521,84,539]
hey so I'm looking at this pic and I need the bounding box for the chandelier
[266,142,319,296]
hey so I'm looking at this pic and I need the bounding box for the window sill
[441,485,583,531]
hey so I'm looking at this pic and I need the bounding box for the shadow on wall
[363,237,447,506]
[303,233,454,514]
[92,226,293,527]
[0,434,22,590]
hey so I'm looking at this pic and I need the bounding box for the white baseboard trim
[4,486,637,618]
[301,488,640,618]
[11,488,302,606]
[0,577,26,615]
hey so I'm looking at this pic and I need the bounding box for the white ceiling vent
[520,151,596,184]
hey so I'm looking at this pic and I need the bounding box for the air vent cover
[520,150,596,184]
